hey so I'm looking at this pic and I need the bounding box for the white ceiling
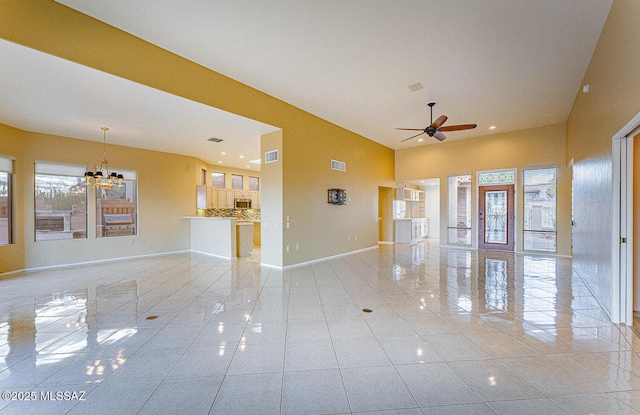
[1,1,613,169]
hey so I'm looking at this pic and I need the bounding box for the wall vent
[265,149,279,163]
[331,159,346,172]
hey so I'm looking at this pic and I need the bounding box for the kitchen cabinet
[225,189,235,208]
[250,191,260,209]
[395,218,429,243]
[195,186,260,209]
[196,185,207,209]
[208,186,216,208]
[234,189,250,199]
[396,188,422,202]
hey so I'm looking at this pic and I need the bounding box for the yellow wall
[396,123,571,255]
[0,125,195,273]
[566,0,640,315]
[0,0,394,271]
[0,124,26,272]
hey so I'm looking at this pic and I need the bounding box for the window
[35,162,87,241]
[0,156,13,245]
[447,174,472,245]
[96,169,137,238]
[524,168,557,252]
[211,172,225,189]
[231,174,243,190]
[249,176,260,191]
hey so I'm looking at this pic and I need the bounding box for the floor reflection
[0,244,635,414]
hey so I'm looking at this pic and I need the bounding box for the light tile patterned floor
[1,242,639,414]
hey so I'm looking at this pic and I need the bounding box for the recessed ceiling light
[221,151,226,155]
[218,161,223,164]
[239,155,244,159]
[418,138,424,142]
[489,126,496,130]
[249,159,261,164]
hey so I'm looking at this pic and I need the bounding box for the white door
[612,115,640,325]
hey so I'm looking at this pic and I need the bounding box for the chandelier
[84,127,123,190]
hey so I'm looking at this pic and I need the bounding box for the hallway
[0,243,638,414]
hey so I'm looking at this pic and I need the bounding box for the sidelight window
[523,168,557,252]
[447,174,472,245]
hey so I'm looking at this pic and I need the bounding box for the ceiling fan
[397,101,477,142]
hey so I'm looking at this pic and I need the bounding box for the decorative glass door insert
[479,185,514,251]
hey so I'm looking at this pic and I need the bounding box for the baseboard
[261,245,379,270]
[189,250,236,261]
[0,250,192,278]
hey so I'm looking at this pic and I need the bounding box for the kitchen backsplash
[196,208,261,221]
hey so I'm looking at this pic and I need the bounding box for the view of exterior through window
[96,175,137,238]
[231,174,243,190]
[524,168,557,252]
[34,172,87,241]
[0,171,10,245]
[447,174,472,245]
[249,176,260,191]
[211,172,225,188]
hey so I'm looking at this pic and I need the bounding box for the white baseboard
[0,250,191,278]
[261,245,379,270]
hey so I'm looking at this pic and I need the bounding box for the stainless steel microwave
[234,198,251,209]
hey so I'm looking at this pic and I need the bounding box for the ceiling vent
[208,137,223,142]
[331,159,346,172]
[264,149,279,164]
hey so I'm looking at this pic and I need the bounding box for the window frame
[34,161,88,242]
[523,167,557,253]
[211,172,225,189]
[95,169,138,238]
[447,174,472,246]
[0,156,13,245]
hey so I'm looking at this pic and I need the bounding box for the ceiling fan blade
[438,123,477,132]
[396,128,426,131]
[433,131,446,141]
[401,131,426,142]
[431,115,448,129]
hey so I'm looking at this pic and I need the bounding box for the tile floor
[1,242,640,414]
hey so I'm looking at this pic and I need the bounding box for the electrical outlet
[295,244,299,250]
[286,245,290,252]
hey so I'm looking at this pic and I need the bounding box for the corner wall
[566,0,640,315]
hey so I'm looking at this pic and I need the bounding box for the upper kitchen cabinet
[396,187,422,201]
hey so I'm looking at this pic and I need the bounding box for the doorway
[478,184,515,251]
[612,113,640,325]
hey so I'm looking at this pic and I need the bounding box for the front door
[479,185,514,251]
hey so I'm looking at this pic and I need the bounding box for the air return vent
[207,137,223,142]
[265,149,279,164]
[331,159,346,172]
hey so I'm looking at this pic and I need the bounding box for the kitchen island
[395,218,429,244]
[184,216,248,259]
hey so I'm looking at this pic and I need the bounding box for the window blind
[35,161,87,177]
[0,156,14,173]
